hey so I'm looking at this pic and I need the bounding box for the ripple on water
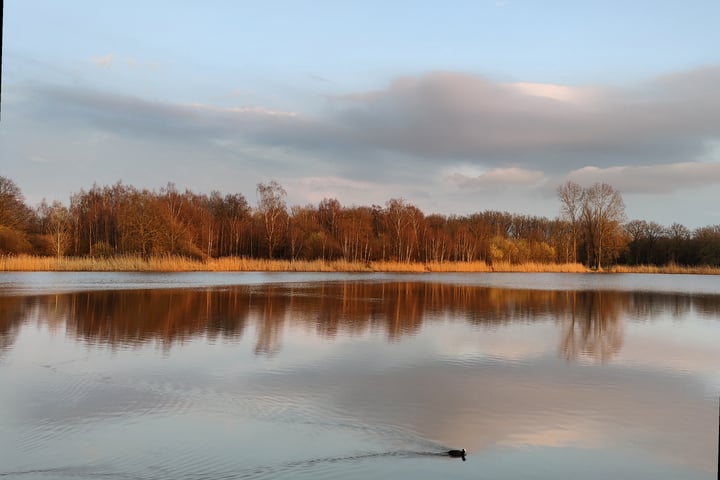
[12,369,195,458]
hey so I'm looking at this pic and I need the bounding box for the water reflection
[0,296,36,358]
[2,279,719,480]
[558,291,626,362]
[1,282,718,361]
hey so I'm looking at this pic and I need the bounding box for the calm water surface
[0,272,719,479]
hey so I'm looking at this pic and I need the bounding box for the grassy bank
[0,254,588,273]
[1,255,717,274]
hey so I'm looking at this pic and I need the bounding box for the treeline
[1,176,719,267]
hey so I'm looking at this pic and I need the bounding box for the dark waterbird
[448,448,466,461]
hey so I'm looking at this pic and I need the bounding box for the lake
[1,272,719,479]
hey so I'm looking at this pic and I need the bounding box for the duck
[448,448,466,460]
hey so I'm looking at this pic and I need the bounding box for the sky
[2,1,720,228]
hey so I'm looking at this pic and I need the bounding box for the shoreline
[1,255,718,275]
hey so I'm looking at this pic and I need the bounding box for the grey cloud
[18,66,720,181]
[33,85,366,176]
[16,84,410,183]
[327,69,720,170]
[566,162,720,194]
[27,85,303,143]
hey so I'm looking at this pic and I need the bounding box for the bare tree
[557,180,584,263]
[159,183,192,255]
[318,197,340,238]
[0,176,33,231]
[385,198,422,262]
[288,205,311,261]
[582,183,626,269]
[558,181,627,268]
[256,181,287,259]
[40,201,71,258]
[424,214,449,262]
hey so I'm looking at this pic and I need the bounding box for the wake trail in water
[0,467,135,479]
[230,450,458,480]
[0,449,462,480]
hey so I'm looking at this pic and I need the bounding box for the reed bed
[1,254,585,273]
[484,261,588,273]
[2,254,717,274]
[421,261,586,272]
[0,255,372,272]
[0,254,204,272]
[206,258,373,272]
[609,264,720,275]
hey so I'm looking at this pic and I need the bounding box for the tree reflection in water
[558,291,626,362]
[1,282,719,360]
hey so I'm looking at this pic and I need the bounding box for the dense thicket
[1,175,718,267]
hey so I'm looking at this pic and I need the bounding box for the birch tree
[256,181,287,259]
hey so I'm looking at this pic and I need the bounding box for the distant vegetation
[0,175,719,272]
[0,255,589,273]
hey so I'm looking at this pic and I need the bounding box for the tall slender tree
[256,181,287,259]
[557,180,584,263]
[39,201,71,259]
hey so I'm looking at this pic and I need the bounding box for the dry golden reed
[0,254,590,273]
[2,254,717,274]
[608,263,720,275]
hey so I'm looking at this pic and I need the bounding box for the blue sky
[3,1,720,227]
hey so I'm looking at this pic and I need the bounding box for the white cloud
[283,176,396,206]
[185,103,299,118]
[448,167,546,189]
[508,82,598,103]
